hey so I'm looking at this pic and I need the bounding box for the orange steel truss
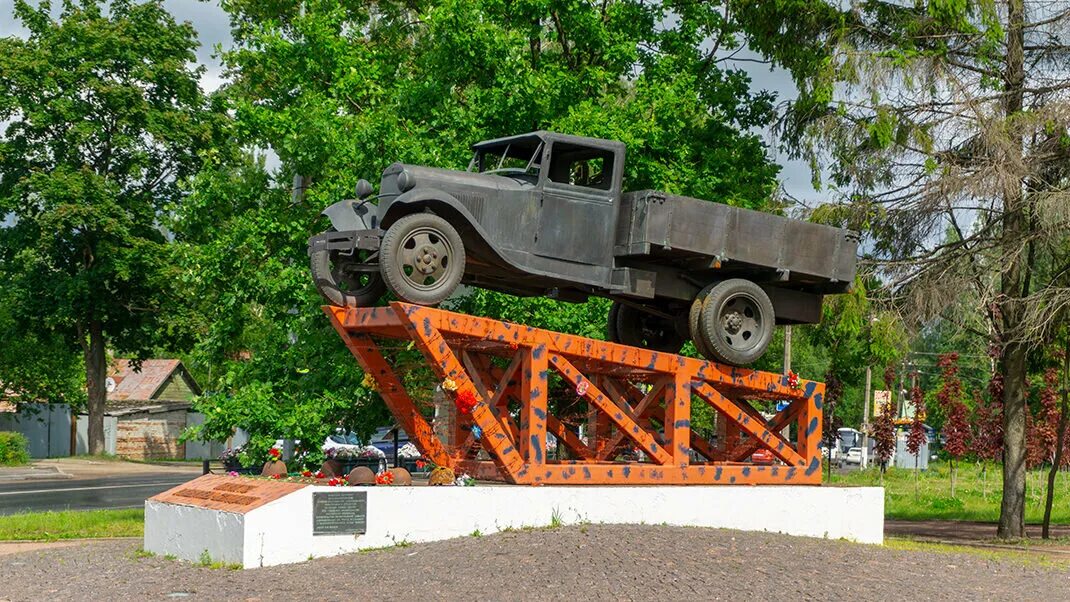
[324,302,825,485]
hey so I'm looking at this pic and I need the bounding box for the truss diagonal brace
[548,353,672,465]
[322,310,452,467]
[392,305,526,478]
[691,382,806,467]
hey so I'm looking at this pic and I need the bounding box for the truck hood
[379,162,537,198]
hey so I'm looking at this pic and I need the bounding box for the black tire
[606,301,622,343]
[380,212,466,305]
[699,279,775,366]
[688,283,717,361]
[607,301,685,354]
[310,232,386,307]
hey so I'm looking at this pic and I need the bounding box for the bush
[0,431,31,466]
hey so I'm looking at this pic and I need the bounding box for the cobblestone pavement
[2,525,1069,601]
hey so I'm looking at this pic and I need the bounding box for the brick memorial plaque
[150,474,307,514]
[312,491,367,536]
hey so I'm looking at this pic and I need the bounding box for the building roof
[106,401,193,417]
[107,359,201,404]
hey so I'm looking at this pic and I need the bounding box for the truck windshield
[469,141,542,175]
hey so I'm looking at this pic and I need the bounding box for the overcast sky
[0,0,821,201]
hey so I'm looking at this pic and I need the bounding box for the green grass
[0,508,144,541]
[834,460,1070,523]
[197,549,241,570]
[886,537,1070,568]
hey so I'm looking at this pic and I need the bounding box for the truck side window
[548,143,614,191]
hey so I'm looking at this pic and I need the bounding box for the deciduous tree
[731,0,1070,540]
[870,402,897,486]
[0,0,227,452]
[938,353,970,497]
[906,375,927,497]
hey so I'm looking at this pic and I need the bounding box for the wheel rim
[330,250,380,295]
[636,313,674,348]
[397,226,454,291]
[716,293,764,353]
[617,305,681,351]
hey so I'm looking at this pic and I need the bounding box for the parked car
[368,426,411,458]
[844,447,863,465]
[309,131,858,366]
[750,449,775,465]
[821,443,842,467]
[321,430,365,456]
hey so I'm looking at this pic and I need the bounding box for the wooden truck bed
[615,190,858,294]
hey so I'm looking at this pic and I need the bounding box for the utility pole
[861,365,872,469]
[782,325,792,443]
[783,325,793,375]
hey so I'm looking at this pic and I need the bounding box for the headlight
[396,169,416,192]
[355,178,374,199]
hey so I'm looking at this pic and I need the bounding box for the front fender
[382,189,512,268]
[322,199,377,232]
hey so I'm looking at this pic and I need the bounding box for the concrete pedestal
[145,475,884,568]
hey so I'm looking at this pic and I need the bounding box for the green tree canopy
[175,0,787,462]
[0,0,228,451]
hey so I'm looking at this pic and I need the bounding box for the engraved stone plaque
[312,491,367,536]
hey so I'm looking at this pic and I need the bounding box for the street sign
[873,390,891,415]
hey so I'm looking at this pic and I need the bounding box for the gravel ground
[2,525,1069,601]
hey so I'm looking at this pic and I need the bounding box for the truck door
[534,141,620,265]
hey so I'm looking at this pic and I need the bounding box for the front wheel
[380,213,466,305]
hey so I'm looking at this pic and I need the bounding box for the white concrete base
[145,485,884,568]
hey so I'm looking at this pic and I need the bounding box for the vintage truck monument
[145,133,881,569]
[309,131,857,366]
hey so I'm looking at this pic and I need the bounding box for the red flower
[508,341,519,351]
[270,473,282,479]
[301,470,312,477]
[328,477,344,486]
[415,460,426,469]
[268,448,281,460]
[454,389,479,414]
[375,471,395,485]
[787,371,800,390]
[314,470,325,479]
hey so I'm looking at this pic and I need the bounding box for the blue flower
[471,426,482,440]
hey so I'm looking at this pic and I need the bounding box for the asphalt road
[0,473,194,515]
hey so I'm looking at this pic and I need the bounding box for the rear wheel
[688,283,717,361]
[698,279,775,366]
[310,231,386,307]
[380,212,466,305]
[607,302,685,354]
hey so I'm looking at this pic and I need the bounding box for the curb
[0,468,74,482]
[0,536,141,545]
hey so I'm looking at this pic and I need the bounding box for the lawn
[833,460,1070,524]
[0,509,144,541]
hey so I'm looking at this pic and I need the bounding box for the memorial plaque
[313,491,367,536]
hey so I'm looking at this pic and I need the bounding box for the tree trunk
[84,320,107,455]
[999,342,1029,539]
[1042,341,1070,539]
[914,453,919,499]
[997,0,1028,541]
[983,463,988,499]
